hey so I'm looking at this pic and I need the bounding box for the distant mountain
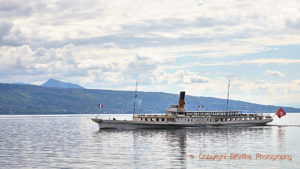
[13,82,28,85]
[0,83,299,115]
[41,78,84,89]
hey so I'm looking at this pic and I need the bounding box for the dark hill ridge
[0,83,299,114]
[41,78,84,89]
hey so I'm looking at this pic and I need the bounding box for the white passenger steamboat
[92,90,274,129]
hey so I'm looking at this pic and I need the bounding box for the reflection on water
[277,126,286,151]
[0,114,299,169]
[94,127,294,169]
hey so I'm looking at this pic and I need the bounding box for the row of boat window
[140,117,263,122]
[212,117,263,122]
[141,118,175,122]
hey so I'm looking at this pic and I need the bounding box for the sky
[0,0,300,108]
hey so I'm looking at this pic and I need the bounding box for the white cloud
[265,70,285,77]
[0,44,172,86]
[1,0,300,107]
[230,79,300,106]
[170,58,300,69]
[0,0,298,49]
[150,69,210,85]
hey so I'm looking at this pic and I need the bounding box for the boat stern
[264,115,274,124]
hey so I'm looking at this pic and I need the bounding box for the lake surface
[0,113,300,169]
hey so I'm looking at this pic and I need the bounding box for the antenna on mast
[226,79,230,114]
[132,80,138,115]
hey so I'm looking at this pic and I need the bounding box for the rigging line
[226,79,230,113]
[132,80,138,115]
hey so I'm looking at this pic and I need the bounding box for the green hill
[0,83,299,114]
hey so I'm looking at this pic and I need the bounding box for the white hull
[92,118,273,130]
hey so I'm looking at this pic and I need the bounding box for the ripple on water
[0,114,299,169]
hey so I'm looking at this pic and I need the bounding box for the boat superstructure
[92,91,273,130]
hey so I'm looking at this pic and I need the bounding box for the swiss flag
[276,107,286,118]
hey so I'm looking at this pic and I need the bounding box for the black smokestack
[179,91,185,108]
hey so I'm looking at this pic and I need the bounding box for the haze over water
[0,113,299,169]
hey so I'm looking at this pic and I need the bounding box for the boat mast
[226,79,230,114]
[132,80,138,115]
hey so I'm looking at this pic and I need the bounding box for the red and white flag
[276,107,286,118]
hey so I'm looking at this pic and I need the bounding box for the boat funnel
[179,91,185,109]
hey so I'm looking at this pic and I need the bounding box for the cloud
[0,43,210,87]
[265,70,285,77]
[237,58,300,65]
[0,1,33,18]
[286,18,300,29]
[0,0,300,107]
[233,79,300,104]
[0,43,169,86]
[0,44,79,81]
[0,20,13,40]
[179,58,300,68]
[150,69,210,86]
[0,0,298,50]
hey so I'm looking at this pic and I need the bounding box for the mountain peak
[41,78,84,89]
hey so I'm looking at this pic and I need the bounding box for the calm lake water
[0,113,300,169]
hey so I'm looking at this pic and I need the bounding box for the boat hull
[92,118,273,130]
